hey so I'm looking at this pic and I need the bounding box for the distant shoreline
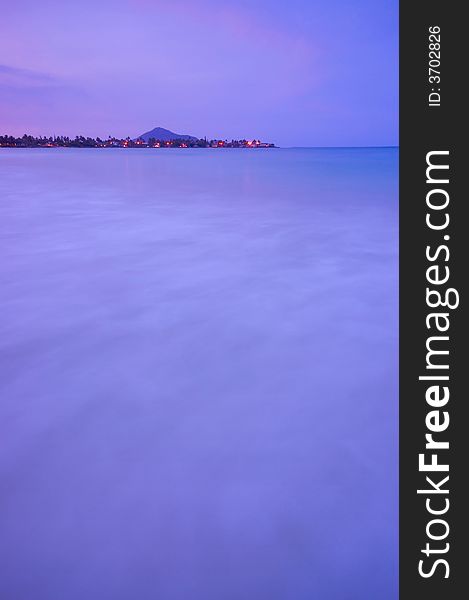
[0,135,276,149]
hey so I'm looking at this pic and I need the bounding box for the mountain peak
[136,127,198,142]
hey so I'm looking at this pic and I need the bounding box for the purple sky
[0,0,398,146]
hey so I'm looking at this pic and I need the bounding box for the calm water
[0,148,398,599]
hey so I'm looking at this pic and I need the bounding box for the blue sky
[0,0,398,146]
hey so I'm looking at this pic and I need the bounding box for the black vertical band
[400,2,465,598]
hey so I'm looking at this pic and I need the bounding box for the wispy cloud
[0,64,88,136]
[0,64,59,89]
[129,0,314,53]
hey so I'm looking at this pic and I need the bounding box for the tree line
[0,134,275,148]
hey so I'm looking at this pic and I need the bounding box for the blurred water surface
[0,148,398,599]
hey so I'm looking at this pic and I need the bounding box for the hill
[136,127,198,142]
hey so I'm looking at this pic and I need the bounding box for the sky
[0,0,398,146]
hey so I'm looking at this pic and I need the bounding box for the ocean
[0,147,398,599]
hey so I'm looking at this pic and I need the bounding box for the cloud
[0,64,60,90]
[129,0,314,56]
[0,64,89,136]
